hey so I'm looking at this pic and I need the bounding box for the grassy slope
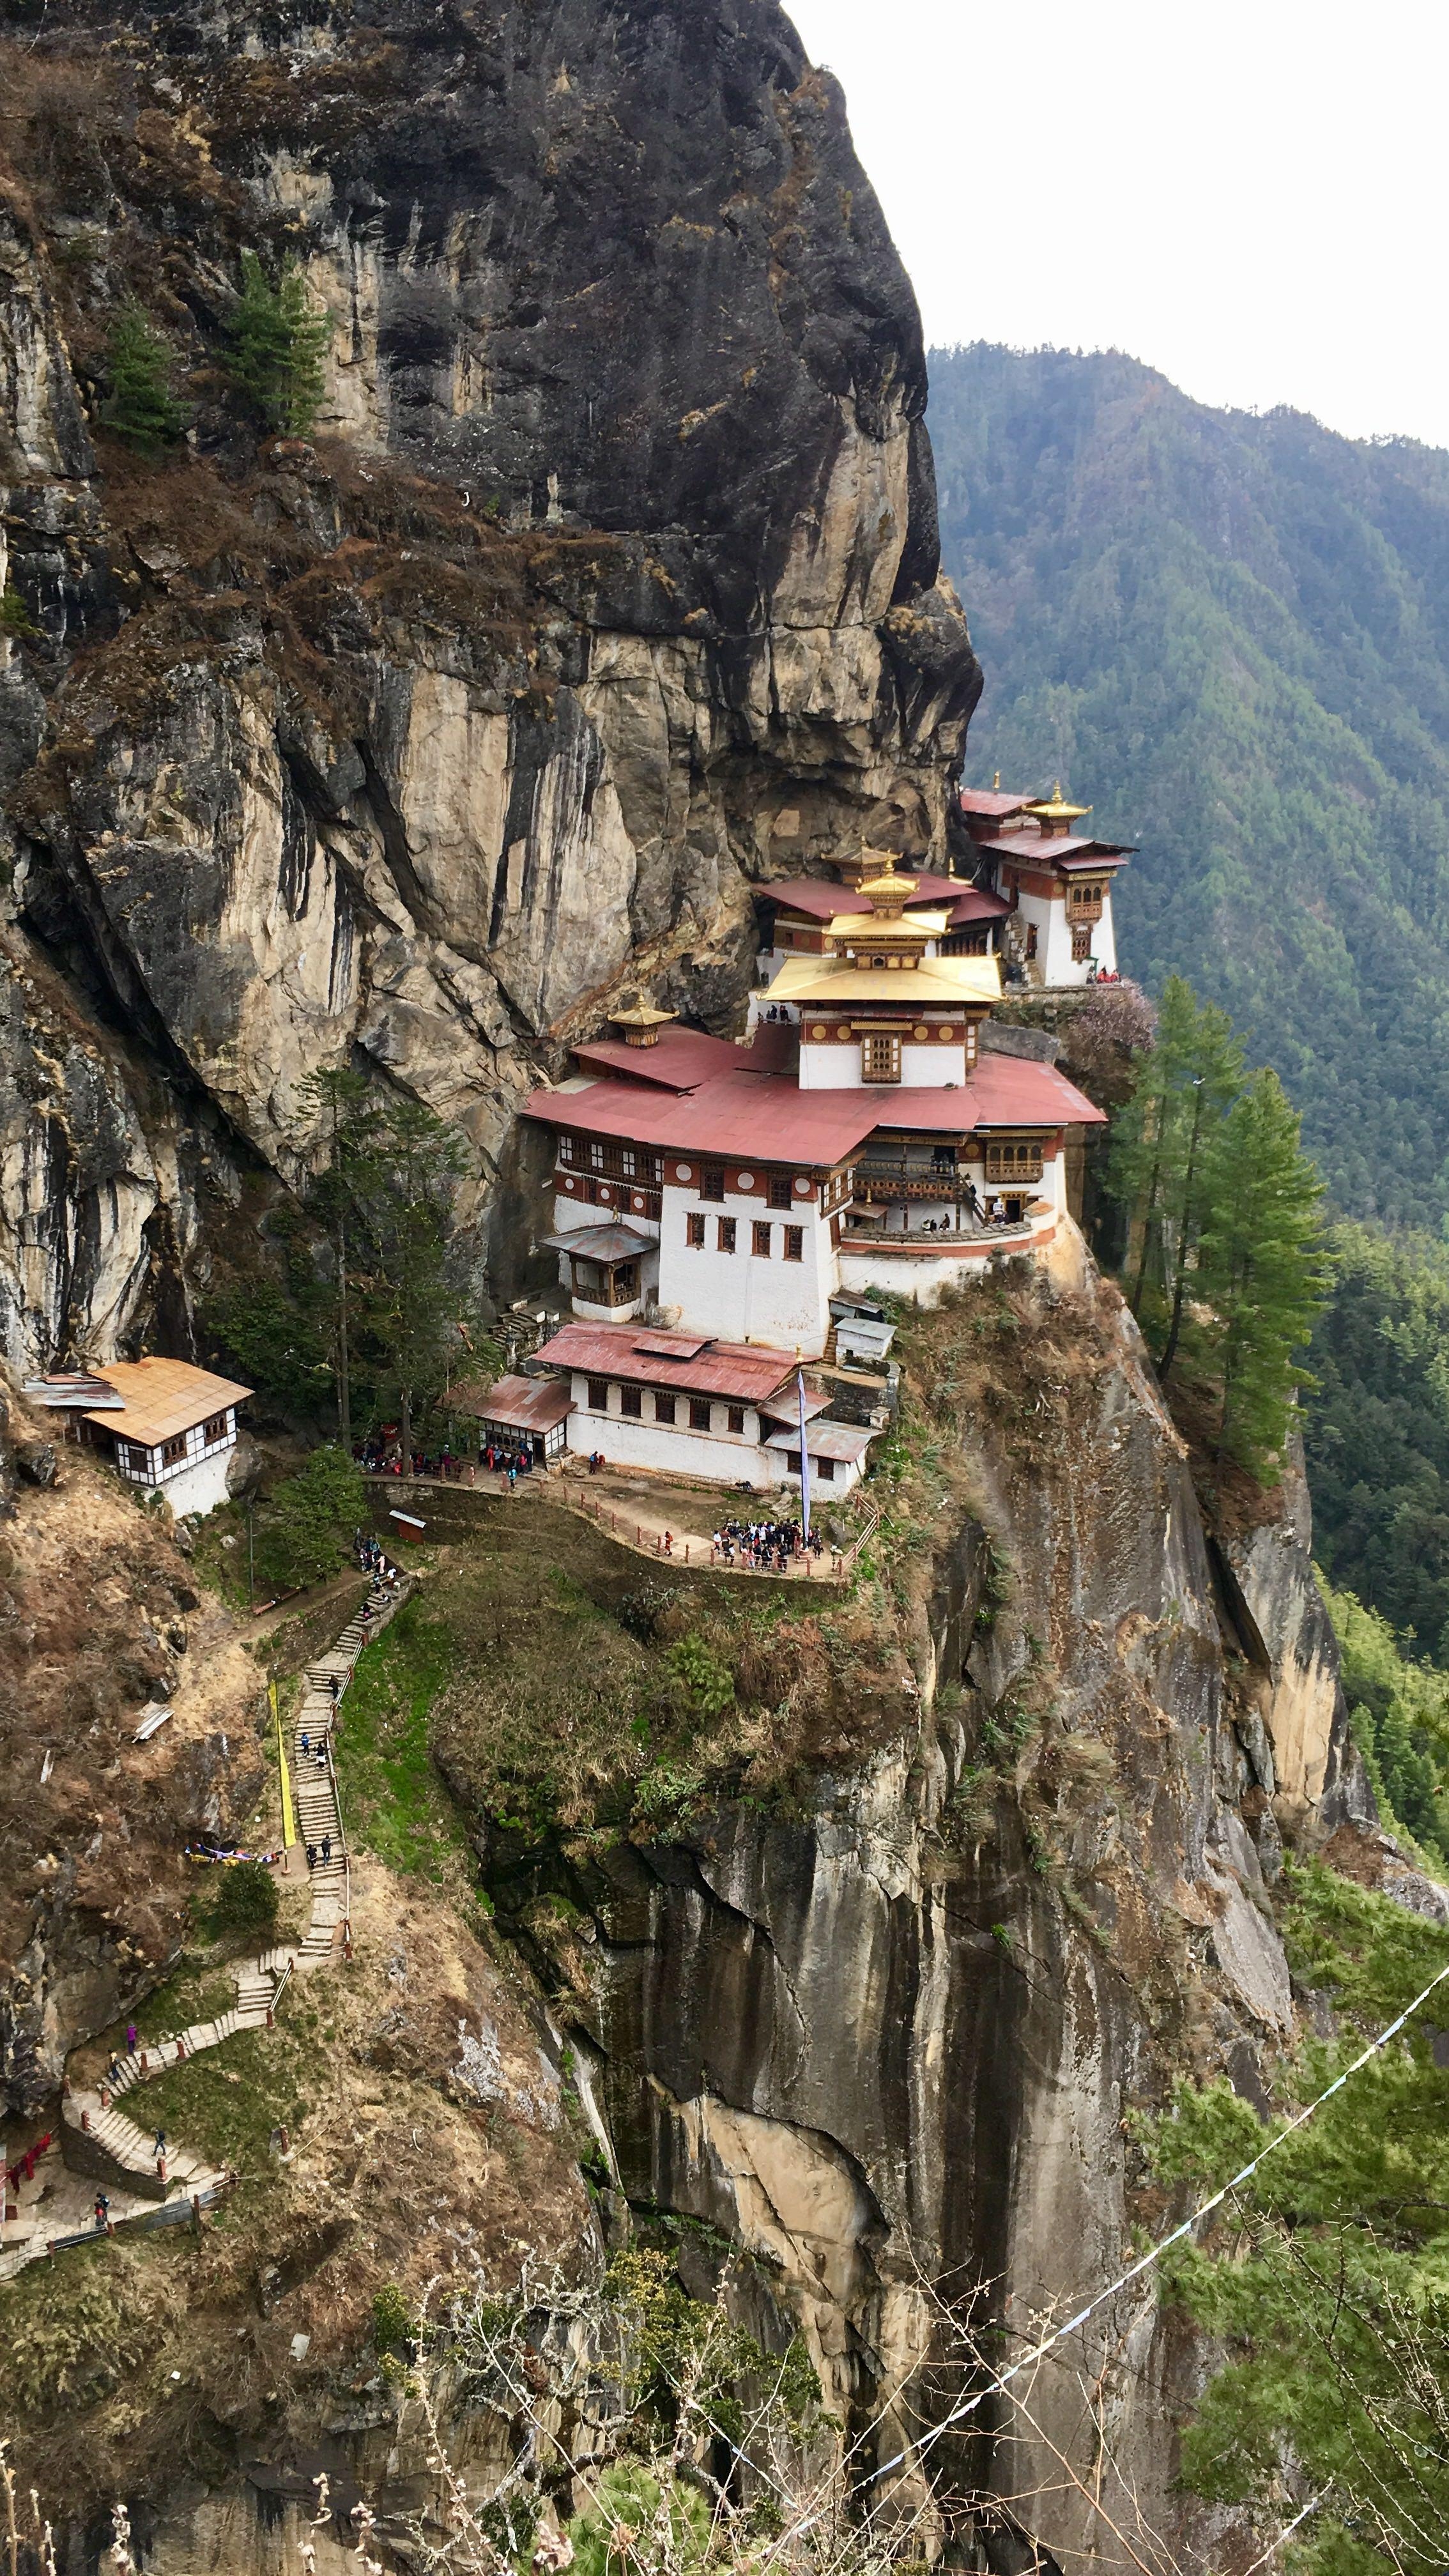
[928,342,1449,1227]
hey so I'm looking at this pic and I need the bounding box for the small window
[966,1021,978,1064]
[1071,924,1092,962]
[786,1448,802,1476]
[1025,924,1039,961]
[767,1173,792,1209]
[686,1213,705,1248]
[161,1434,186,1468]
[784,1226,804,1262]
[202,1411,228,1445]
[620,1386,643,1419]
[718,1216,737,1254]
[654,1392,677,1424]
[753,1222,772,1258]
[621,1147,636,1176]
[862,1031,901,1084]
[587,1377,609,1411]
[589,1140,605,1169]
[559,1135,575,1164]
[816,1455,837,1482]
[689,1398,712,1432]
[727,1406,746,1436]
[702,1165,726,1202]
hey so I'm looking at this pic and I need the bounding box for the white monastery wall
[655,1186,835,1356]
[151,1446,234,1518]
[797,1042,967,1091]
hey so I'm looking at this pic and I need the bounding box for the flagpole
[797,1366,811,1544]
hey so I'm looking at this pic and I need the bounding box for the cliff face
[0,0,978,1371]
[495,1255,1364,2572]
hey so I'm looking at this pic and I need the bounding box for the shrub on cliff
[227,251,330,436]
[100,303,189,448]
[204,1857,279,1945]
[253,1444,364,1597]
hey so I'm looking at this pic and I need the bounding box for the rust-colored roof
[946,887,1013,925]
[535,1322,797,1404]
[979,832,1132,866]
[959,787,1033,819]
[763,872,963,922]
[456,1374,574,1434]
[571,1029,745,1090]
[82,1357,252,1445]
[528,1070,884,1166]
[876,1060,1106,1130]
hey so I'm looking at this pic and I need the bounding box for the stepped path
[0,1575,412,2278]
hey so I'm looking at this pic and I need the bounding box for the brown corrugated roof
[82,1358,252,1446]
[457,1374,574,1434]
[977,832,1132,864]
[959,786,1034,818]
[542,1223,655,1262]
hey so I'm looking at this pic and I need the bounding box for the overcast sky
[786,0,1448,449]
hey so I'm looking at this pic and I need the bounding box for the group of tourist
[710,1516,822,1572]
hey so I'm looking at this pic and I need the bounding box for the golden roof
[769,955,1001,1007]
[826,907,950,944]
[1029,781,1091,825]
[609,1004,675,1029]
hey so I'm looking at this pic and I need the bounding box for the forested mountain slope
[929,342,1449,1226]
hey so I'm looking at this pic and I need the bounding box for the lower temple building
[481,852,1107,1492]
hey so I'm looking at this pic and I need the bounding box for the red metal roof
[763,871,964,921]
[455,1374,574,1434]
[959,787,1033,818]
[535,1322,798,1403]
[571,1029,744,1089]
[946,886,1013,925]
[978,832,1131,865]
[527,1070,884,1165]
[873,1059,1106,1131]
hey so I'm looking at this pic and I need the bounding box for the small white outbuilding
[80,1357,252,1517]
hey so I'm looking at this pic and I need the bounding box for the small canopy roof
[82,1358,251,1446]
[543,1223,655,1264]
[763,1420,880,1462]
[457,1374,574,1434]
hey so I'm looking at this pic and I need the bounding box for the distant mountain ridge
[928,342,1449,1225]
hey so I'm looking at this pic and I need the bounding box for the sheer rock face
[542,1275,1343,2568]
[0,0,979,1370]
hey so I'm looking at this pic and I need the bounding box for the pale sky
[786,0,1449,449]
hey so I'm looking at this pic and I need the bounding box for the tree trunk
[1159,1085,1206,1380]
[400,1388,412,1480]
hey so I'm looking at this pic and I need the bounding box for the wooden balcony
[855,1171,964,1204]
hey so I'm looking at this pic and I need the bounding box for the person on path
[106,2055,122,2089]
[300,1731,310,1756]
[306,1842,317,1867]
[126,2022,137,2053]
[153,2127,167,2158]
[328,1674,341,1703]
[321,1833,332,1864]
[95,2191,110,2230]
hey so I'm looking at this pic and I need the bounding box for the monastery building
[497,811,1116,1494]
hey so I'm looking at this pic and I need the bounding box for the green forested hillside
[929,344,1449,1226]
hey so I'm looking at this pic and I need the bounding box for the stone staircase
[1,1572,413,2276]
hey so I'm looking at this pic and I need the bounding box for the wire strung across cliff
[778,1949,1449,2564]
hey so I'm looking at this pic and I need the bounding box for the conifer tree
[100,303,189,449]
[1198,1068,1331,1478]
[1107,973,1242,1365]
[227,250,331,436]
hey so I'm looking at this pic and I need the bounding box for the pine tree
[1198,1068,1332,1479]
[100,303,189,449]
[1107,973,1243,1368]
[227,250,331,436]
